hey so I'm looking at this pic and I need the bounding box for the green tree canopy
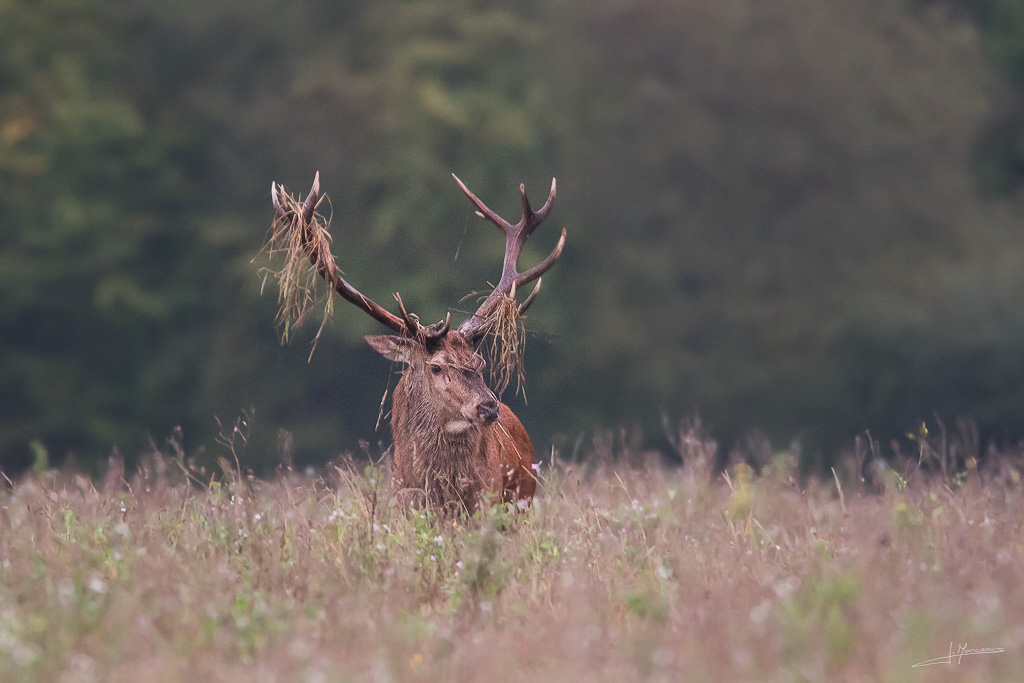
[3,0,1024,473]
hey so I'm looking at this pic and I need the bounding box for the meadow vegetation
[2,423,1023,682]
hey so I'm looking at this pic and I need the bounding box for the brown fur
[367,332,536,515]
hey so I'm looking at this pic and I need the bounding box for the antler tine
[393,292,418,331]
[273,172,322,221]
[515,226,566,284]
[395,293,452,342]
[452,173,513,233]
[518,177,556,240]
[518,278,542,315]
[425,311,452,340]
[301,171,321,225]
[272,182,282,217]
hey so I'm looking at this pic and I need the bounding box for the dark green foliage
[916,0,1024,192]
[3,0,1024,472]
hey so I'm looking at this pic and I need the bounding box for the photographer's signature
[912,642,1005,668]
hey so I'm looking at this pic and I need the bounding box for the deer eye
[430,364,443,375]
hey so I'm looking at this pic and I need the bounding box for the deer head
[364,332,499,436]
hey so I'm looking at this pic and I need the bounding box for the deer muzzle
[477,398,499,424]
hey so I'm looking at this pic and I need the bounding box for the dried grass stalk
[480,291,527,398]
[255,184,334,358]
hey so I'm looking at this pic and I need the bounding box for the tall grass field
[2,425,1022,681]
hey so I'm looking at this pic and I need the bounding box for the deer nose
[477,398,499,423]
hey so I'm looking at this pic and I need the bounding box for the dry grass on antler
[479,292,527,398]
[256,184,334,356]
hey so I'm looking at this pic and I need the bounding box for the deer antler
[452,175,566,342]
[271,173,449,343]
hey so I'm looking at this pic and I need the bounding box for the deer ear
[365,335,417,364]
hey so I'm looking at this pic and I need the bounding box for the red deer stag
[269,173,565,514]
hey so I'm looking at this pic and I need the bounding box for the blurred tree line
[3,0,1024,473]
